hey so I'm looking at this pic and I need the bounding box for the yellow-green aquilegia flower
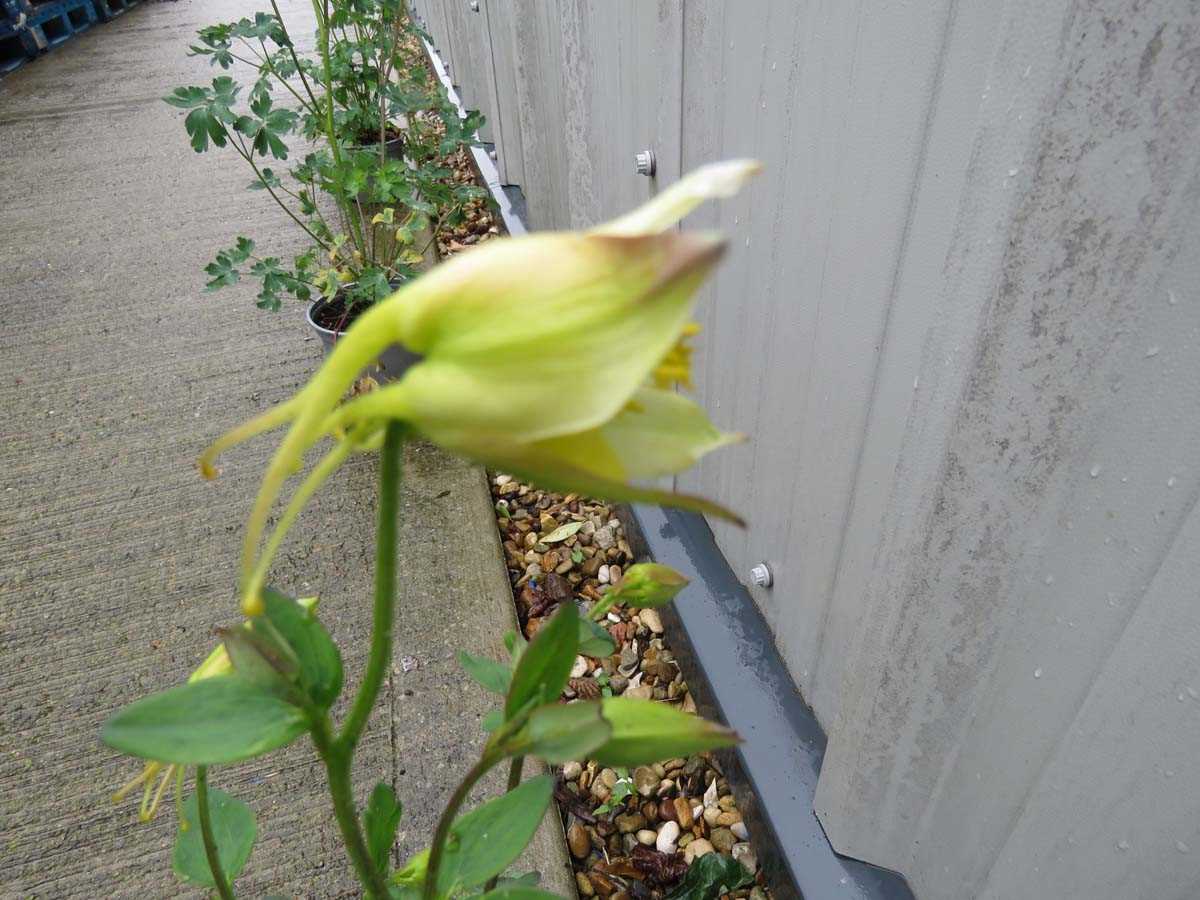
[200,160,762,616]
[110,643,231,821]
[110,598,319,819]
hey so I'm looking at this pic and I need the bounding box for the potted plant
[166,1,488,380]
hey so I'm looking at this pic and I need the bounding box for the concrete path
[0,2,570,896]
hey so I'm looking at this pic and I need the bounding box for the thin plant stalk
[339,421,405,750]
[311,421,406,899]
[197,766,237,900]
[422,754,501,900]
[312,717,391,899]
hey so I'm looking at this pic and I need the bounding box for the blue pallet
[27,0,96,48]
[0,0,96,75]
[90,0,137,22]
[0,0,38,74]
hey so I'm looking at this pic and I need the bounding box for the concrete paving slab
[0,1,571,896]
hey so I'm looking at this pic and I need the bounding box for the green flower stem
[482,756,525,892]
[311,0,366,252]
[339,421,405,750]
[229,134,332,253]
[422,753,501,900]
[196,766,236,900]
[269,0,321,112]
[311,422,404,900]
[312,717,391,899]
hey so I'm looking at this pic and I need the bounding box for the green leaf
[518,701,611,764]
[577,618,615,658]
[217,625,298,692]
[505,602,578,719]
[437,775,554,892]
[173,788,256,888]
[102,676,308,765]
[591,697,740,768]
[364,782,403,875]
[184,107,219,152]
[164,85,208,108]
[231,235,256,262]
[539,521,582,544]
[261,588,343,709]
[459,651,512,695]
[210,75,239,106]
[663,851,754,900]
[503,630,526,665]
[481,709,504,733]
[204,251,239,290]
[478,888,562,900]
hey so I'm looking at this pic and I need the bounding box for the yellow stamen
[653,322,701,389]
[139,764,175,822]
[242,427,375,615]
[112,762,159,804]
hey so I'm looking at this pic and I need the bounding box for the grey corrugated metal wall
[409,2,1200,898]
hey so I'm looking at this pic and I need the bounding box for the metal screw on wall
[634,149,656,177]
[468,0,479,10]
[750,563,773,588]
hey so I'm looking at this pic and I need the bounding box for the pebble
[731,821,750,840]
[615,812,646,834]
[562,761,582,781]
[716,810,742,826]
[570,656,589,678]
[703,806,722,826]
[673,797,695,828]
[710,827,737,854]
[633,766,658,797]
[703,779,719,807]
[732,842,758,873]
[684,838,715,863]
[655,820,680,854]
[636,829,657,846]
[598,564,611,584]
[640,608,664,634]
[594,525,616,549]
[575,872,595,896]
[568,822,591,860]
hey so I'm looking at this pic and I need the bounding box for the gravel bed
[488,477,772,900]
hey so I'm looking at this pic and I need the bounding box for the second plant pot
[306,291,420,384]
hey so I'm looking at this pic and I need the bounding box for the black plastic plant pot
[305,290,419,384]
[349,134,405,160]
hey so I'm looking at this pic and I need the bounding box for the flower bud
[606,562,689,609]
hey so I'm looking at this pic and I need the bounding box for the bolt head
[634,149,656,177]
[469,0,479,10]
[750,563,773,588]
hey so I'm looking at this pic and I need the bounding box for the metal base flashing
[415,19,912,899]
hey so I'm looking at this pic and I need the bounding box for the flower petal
[592,159,763,236]
[531,388,743,481]
[345,232,725,445]
[479,448,745,525]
